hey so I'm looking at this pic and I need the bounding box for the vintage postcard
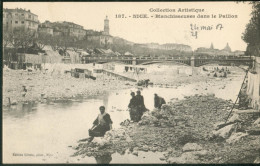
[2,1,260,164]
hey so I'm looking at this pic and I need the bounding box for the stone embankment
[72,94,260,163]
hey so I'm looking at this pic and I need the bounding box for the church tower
[223,43,231,52]
[104,16,109,35]
[210,43,214,49]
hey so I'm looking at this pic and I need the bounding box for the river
[2,67,245,164]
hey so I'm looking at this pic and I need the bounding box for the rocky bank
[72,94,260,163]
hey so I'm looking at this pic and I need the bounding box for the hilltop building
[195,43,244,56]
[223,43,232,52]
[38,21,86,39]
[38,21,53,35]
[3,8,39,31]
[103,16,109,35]
[86,16,113,45]
[210,43,214,49]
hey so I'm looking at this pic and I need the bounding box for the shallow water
[2,69,245,164]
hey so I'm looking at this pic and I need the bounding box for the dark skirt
[89,125,110,137]
[129,108,142,122]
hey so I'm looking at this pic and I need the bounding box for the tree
[3,27,12,49]
[49,35,61,51]
[36,32,52,50]
[69,36,82,52]
[3,27,13,62]
[58,35,76,55]
[242,2,260,57]
[10,27,36,53]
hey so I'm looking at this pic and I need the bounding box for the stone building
[103,16,110,35]
[3,8,39,31]
[86,16,113,45]
[38,22,53,35]
[38,21,86,39]
[195,43,243,56]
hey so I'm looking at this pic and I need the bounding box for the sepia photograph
[2,1,260,164]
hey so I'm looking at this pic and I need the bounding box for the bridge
[84,56,254,67]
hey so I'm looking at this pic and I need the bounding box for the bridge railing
[85,56,252,61]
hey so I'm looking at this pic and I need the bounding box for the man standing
[154,93,166,109]
[79,106,112,143]
[128,92,138,122]
[135,90,146,121]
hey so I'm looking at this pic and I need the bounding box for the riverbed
[2,66,245,163]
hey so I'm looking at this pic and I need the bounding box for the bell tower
[104,16,109,35]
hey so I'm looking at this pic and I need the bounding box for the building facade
[86,16,113,45]
[3,8,39,31]
[195,43,244,56]
[38,21,86,39]
[38,22,53,35]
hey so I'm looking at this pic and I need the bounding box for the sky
[3,2,252,51]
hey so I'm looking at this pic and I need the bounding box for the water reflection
[3,101,38,119]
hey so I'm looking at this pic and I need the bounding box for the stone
[133,147,138,151]
[92,137,109,147]
[254,156,260,164]
[120,119,131,126]
[11,99,18,105]
[253,118,260,126]
[132,150,138,156]
[141,145,149,152]
[214,121,234,130]
[167,152,200,164]
[138,112,158,126]
[161,104,171,110]
[226,132,248,144]
[125,136,133,143]
[227,114,241,123]
[247,128,260,135]
[159,156,166,160]
[182,143,203,152]
[212,123,235,139]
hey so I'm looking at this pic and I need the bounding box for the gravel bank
[2,69,135,106]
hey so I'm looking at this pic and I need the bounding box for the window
[21,13,24,16]
[15,21,18,24]
[21,21,24,24]
[15,13,18,16]
[28,15,31,18]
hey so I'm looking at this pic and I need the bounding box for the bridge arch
[86,60,133,65]
[197,60,252,67]
[138,60,190,66]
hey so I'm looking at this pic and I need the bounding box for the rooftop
[3,8,38,16]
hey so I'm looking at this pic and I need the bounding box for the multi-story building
[38,21,86,39]
[3,8,39,31]
[38,22,53,35]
